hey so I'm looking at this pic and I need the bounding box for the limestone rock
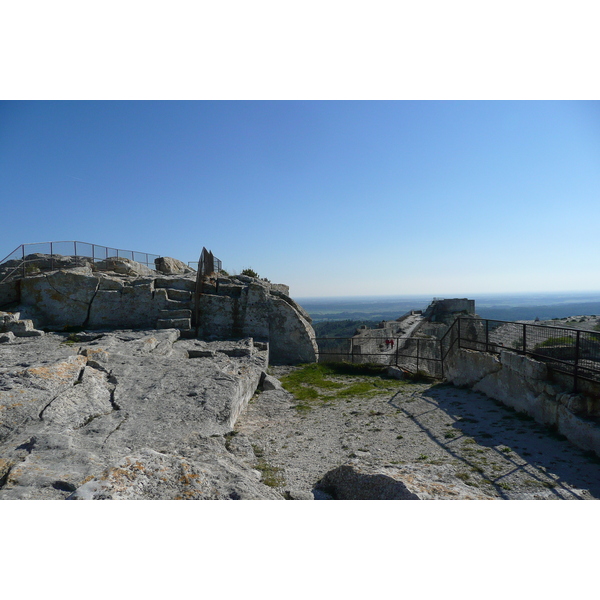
[284,489,314,500]
[155,256,195,275]
[0,331,275,499]
[67,445,283,500]
[93,257,155,277]
[316,463,495,500]
[260,372,283,391]
[9,262,317,364]
[20,270,100,328]
[0,331,15,343]
[386,366,405,379]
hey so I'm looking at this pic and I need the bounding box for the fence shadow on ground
[386,383,600,499]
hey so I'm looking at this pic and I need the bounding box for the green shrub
[535,336,575,348]
[241,268,259,278]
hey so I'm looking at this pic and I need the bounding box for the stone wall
[445,347,600,457]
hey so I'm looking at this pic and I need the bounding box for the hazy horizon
[299,291,600,323]
[297,290,600,302]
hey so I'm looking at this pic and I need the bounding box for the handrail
[452,316,600,391]
[316,315,600,390]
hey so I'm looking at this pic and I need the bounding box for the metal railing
[448,317,600,391]
[0,241,162,284]
[316,335,444,379]
[316,317,600,390]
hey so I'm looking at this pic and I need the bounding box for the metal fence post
[350,337,354,364]
[416,338,420,373]
[574,330,580,393]
[485,319,489,353]
[522,323,527,354]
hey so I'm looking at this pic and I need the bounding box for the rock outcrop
[0,330,284,499]
[0,256,317,364]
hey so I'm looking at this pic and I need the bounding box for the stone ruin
[0,253,317,365]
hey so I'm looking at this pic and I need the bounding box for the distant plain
[298,292,600,323]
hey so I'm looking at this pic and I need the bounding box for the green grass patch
[280,362,407,412]
[535,336,575,348]
[254,459,285,488]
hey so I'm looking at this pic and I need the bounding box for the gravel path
[234,366,600,499]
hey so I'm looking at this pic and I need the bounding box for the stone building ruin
[0,243,318,365]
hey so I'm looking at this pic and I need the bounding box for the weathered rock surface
[154,256,195,275]
[2,261,317,364]
[93,257,156,277]
[0,330,283,499]
[1,311,45,338]
[316,463,494,500]
[444,348,600,457]
[68,443,282,500]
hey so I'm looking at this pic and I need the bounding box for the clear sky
[2,100,599,298]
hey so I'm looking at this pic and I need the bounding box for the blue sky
[2,100,599,298]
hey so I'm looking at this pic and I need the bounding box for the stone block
[154,256,194,275]
[500,351,547,380]
[386,366,405,380]
[166,289,192,302]
[260,373,283,390]
[217,283,244,298]
[0,331,15,343]
[157,318,191,330]
[154,277,196,291]
[8,319,44,337]
[21,271,99,328]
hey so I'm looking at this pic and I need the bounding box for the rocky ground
[234,365,600,499]
[0,330,281,499]
[2,330,600,500]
